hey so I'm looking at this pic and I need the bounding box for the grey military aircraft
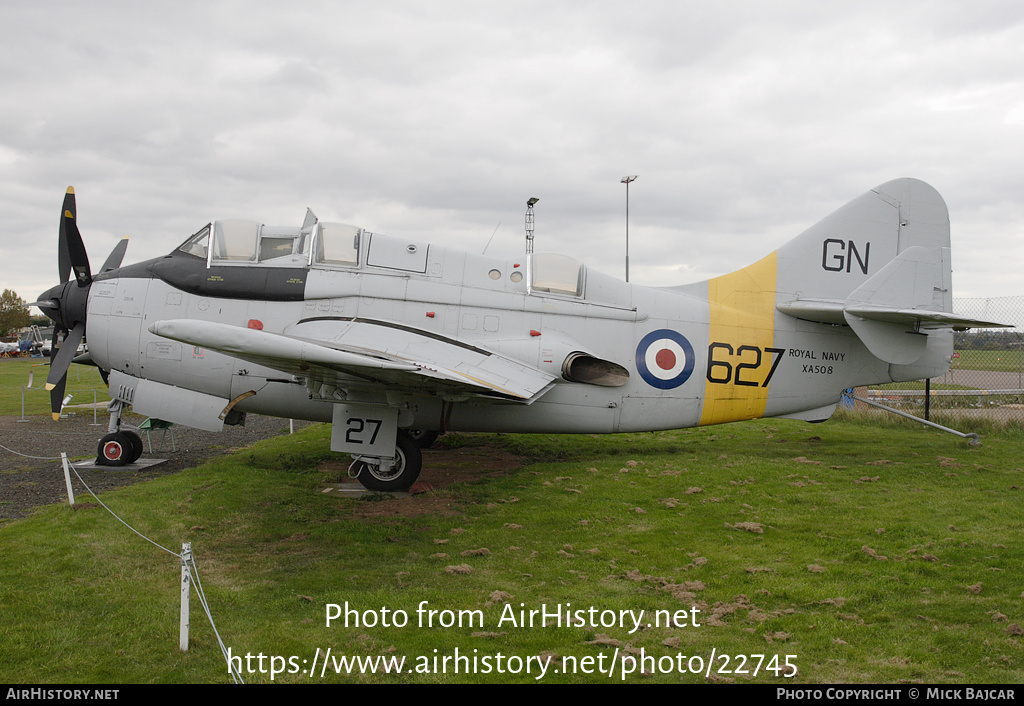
[33,179,1002,491]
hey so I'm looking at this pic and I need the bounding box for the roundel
[635,329,696,389]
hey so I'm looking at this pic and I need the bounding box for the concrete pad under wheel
[71,458,169,472]
[320,482,411,498]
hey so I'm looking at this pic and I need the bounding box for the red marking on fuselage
[656,348,676,370]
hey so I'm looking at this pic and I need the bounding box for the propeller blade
[29,299,59,309]
[46,330,66,420]
[58,187,76,284]
[45,323,84,396]
[100,236,129,273]
[49,373,68,421]
[64,212,92,287]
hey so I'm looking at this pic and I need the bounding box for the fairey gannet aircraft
[33,179,1003,491]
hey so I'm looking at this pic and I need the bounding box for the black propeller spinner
[32,187,127,419]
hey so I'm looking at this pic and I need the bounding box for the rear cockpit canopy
[531,253,583,297]
[315,223,360,267]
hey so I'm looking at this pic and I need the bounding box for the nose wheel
[95,399,143,466]
[97,430,143,466]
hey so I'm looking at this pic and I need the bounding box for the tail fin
[774,178,1006,364]
[776,178,950,306]
[679,178,1005,425]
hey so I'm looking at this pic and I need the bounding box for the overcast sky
[3,1,1023,313]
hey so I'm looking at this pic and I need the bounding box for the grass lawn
[0,358,110,417]
[952,350,1024,374]
[1,416,1022,684]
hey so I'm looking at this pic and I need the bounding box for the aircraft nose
[37,283,62,302]
[31,284,65,323]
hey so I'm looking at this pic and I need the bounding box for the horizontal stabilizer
[843,305,1008,330]
[778,299,1008,331]
[778,245,1010,364]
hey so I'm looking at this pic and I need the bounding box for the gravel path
[0,412,312,522]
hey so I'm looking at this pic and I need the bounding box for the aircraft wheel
[406,429,440,449]
[97,432,135,466]
[354,432,422,492]
[122,431,144,464]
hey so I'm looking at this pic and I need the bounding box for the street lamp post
[525,197,538,295]
[621,175,638,282]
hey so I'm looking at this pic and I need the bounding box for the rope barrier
[66,459,181,558]
[188,556,245,684]
[0,443,63,460]
[62,457,243,683]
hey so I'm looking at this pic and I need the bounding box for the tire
[97,432,134,466]
[353,432,422,492]
[122,430,144,464]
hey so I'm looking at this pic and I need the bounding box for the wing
[149,318,555,402]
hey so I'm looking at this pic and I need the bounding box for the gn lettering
[822,239,870,274]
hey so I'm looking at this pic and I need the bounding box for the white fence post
[180,542,191,651]
[60,453,75,506]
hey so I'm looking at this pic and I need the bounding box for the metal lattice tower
[525,197,538,255]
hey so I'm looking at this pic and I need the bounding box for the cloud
[2,1,1022,302]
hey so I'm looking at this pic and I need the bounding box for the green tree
[0,289,30,337]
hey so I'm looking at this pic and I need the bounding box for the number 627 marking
[706,344,786,388]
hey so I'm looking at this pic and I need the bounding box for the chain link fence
[856,296,1024,428]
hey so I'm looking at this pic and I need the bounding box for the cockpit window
[177,225,211,259]
[532,253,584,296]
[213,220,260,261]
[259,237,295,261]
[179,219,313,267]
[314,223,361,267]
[257,226,307,263]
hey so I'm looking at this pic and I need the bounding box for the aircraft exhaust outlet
[561,353,629,387]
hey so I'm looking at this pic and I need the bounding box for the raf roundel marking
[636,329,696,389]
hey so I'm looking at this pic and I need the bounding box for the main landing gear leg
[331,403,421,491]
[349,430,423,492]
[406,429,440,449]
[96,399,144,466]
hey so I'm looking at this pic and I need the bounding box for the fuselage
[82,221,950,436]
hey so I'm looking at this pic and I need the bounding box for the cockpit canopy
[531,252,584,297]
[177,215,362,268]
[315,223,360,267]
[173,212,597,301]
[162,209,636,308]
